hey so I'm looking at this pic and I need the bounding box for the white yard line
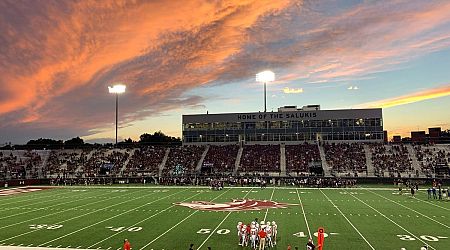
[140,189,232,250]
[349,193,437,250]
[87,191,203,248]
[412,196,450,211]
[196,188,256,250]
[296,188,312,239]
[263,187,275,221]
[366,189,450,229]
[0,189,148,243]
[0,191,72,207]
[40,189,186,247]
[0,193,99,220]
[319,189,375,250]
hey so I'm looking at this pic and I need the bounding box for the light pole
[256,70,275,112]
[108,84,126,146]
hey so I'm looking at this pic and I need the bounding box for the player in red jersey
[123,239,131,250]
[258,227,267,250]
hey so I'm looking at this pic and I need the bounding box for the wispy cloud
[283,87,304,94]
[355,84,450,108]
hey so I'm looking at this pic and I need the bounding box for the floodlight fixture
[256,70,275,112]
[108,84,126,146]
[108,84,126,94]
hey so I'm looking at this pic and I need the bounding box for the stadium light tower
[256,70,275,112]
[108,84,126,146]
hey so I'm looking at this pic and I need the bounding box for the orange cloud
[355,84,450,109]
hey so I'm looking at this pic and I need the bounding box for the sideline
[28,185,403,191]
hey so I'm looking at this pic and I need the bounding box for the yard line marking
[296,188,312,239]
[0,188,135,230]
[140,189,232,250]
[196,188,255,250]
[0,189,147,242]
[320,189,375,250]
[0,193,97,220]
[349,193,437,250]
[412,196,450,211]
[88,191,202,248]
[0,190,72,207]
[263,187,275,221]
[366,189,450,229]
[39,189,186,246]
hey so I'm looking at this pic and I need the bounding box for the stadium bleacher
[1,143,449,179]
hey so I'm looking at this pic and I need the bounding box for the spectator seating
[239,144,280,173]
[202,145,239,173]
[285,143,320,174]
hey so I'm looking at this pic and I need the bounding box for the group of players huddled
[237,219,277,249]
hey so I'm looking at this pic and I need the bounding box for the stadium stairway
[280,144,286,176]
[363,145,375,177]
[158,148,170,176]
[406,144,423,177]
[318,145,331,177]
[120,148,137,174]
[39,150,51,178]
[233,146,244,175]
[195,145,210,172]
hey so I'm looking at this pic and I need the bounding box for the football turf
[0,186,449,250]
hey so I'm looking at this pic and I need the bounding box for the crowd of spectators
[81,149,131,176]
[240,144,280,173]
[414,145,450,176]
[323,143,367,174]
[0,151,43,179]
[285,143,320,174]
[125,146,167,175]
[44,150,90,176]
[371,144,412,176]
[163,146,205,175]
[202,145,239,174]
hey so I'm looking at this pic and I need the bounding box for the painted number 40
[106,226,142,232]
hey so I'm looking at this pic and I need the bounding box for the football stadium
[1,1,450,250]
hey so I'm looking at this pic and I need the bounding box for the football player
[272,221,278,245]
[241,224,249,246]
[265,221,273,248]
[250,224,258,249]
[237,222,243,245]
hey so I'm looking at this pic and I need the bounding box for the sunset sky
[1,0,450,144]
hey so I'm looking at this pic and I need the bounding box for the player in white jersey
[265,221,273,248]
[271,221,277,245]
[237,222,243,245]
[241,224,248,246]
[250,224,258,249]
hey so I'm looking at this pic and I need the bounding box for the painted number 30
[197,228,230,235]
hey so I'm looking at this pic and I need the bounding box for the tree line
[0,131,181,150]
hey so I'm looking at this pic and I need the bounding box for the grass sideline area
[0,185,448,250]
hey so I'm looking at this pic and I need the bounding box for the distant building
[428,127,441,138]
[411,131,426,142]
[392,135,402,143]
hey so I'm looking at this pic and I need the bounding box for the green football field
[0,185,449,250]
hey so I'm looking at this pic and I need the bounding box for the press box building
[182,105,383,144]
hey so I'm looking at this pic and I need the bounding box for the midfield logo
[174,199,290,211]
